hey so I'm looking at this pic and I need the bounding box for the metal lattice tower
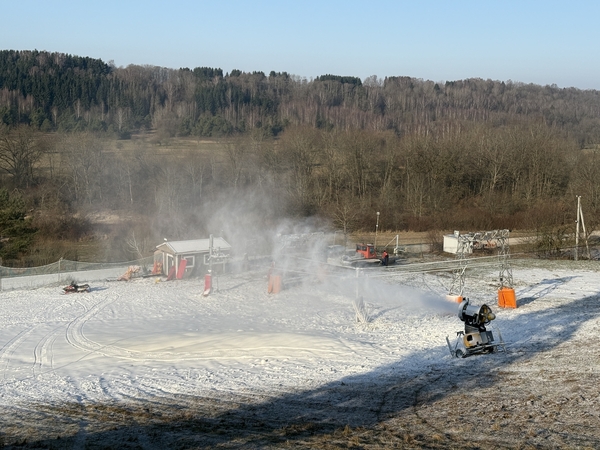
[496,229,513,289]
[448,232,472,296]
[448,229,512,296]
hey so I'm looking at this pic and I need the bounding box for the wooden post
[575,196,580,261]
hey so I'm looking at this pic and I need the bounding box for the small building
[443,232,473,255]
[154,237,231,278]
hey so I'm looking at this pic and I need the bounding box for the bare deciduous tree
[280,127,320,214]
[0,125,46,188]
[59,133,107,205]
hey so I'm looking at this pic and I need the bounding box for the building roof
[156,237,231,254]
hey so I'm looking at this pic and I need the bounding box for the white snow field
[1,259,600,448]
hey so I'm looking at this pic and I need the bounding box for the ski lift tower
[447,231,472,302]
[496,229,513,290]
[495,229,517,308]
[447,229,515,307]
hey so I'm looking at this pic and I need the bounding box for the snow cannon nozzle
[457,299,496,327]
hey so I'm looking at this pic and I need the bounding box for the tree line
[0,120,596,264]
[2,50,600,146]
[0,50,599,265]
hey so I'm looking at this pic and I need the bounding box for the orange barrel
[498,287,517,308]
[272,275,282,294]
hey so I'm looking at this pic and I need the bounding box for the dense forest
[1,49,600,265]
[2,50,600,145]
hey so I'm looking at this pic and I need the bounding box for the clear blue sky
[2,0,599,89]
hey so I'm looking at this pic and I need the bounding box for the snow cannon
[458,300,495,329]
[446,299,505,358]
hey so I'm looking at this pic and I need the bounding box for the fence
[0,256,155,291]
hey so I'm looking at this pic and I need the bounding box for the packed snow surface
[1,259,600,446]
[0,267,456,402]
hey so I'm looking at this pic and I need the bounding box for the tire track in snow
[63,284,359,364]
[1,292,76,379]
[65,292,175,361]
[0,326,35,379]
[65,292,134,359]
[30,294,91,377]
[32,325,62,377]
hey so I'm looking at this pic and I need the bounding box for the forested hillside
[2,50,600,145]
[0,49,600,265]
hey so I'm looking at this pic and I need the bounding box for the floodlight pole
[375,212,380,251]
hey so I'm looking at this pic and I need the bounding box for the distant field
[106,132,230,155]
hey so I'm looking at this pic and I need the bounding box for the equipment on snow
[446,299,505,358]
[63,282,90,294]
[341,243,397,267]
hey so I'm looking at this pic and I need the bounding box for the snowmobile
[63,281,90,294]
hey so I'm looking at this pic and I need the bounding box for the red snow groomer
[63,281,90,294]
[341,243,396,267]
[355,243,377,260]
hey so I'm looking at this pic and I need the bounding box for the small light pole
[333,230,342,246]
[375,211,380,251]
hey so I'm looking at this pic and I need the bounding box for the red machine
[355,243,377,259]
[340,243,395,267]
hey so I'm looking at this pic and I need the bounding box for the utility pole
[575,196,581,261]
[575,196,590,260]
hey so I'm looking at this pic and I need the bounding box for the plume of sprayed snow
[199,190,288,257]
[364,274,457,315]
[313,268,459,319]
[185,188,456,320]
[353,295,371,323]
[189,188,333,270]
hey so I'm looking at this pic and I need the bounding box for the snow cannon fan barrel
[457,299,495,328]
